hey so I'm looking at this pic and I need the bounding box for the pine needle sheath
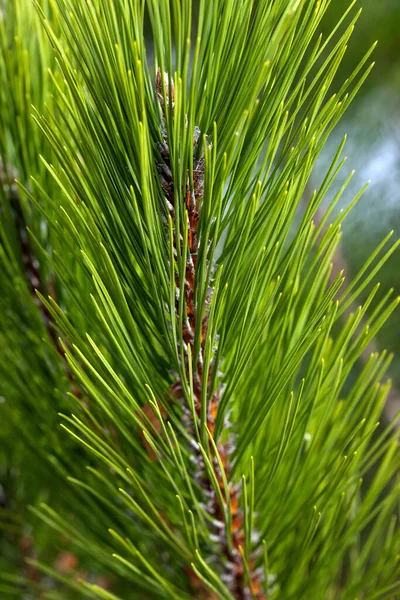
[155,71,263,600]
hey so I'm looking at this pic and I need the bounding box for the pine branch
[155,70,263,599]
[1,2,400,599]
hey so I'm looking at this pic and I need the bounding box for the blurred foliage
[323,0,400,92]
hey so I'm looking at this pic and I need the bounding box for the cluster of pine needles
[0,0,399,598]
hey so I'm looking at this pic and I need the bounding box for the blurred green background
[315,0,400,417]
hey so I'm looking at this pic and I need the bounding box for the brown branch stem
[156,71,264,600]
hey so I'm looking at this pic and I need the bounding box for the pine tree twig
[3,2,399,598]
[155,70,264,600]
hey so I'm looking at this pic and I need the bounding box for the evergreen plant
[0,1,399,598]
